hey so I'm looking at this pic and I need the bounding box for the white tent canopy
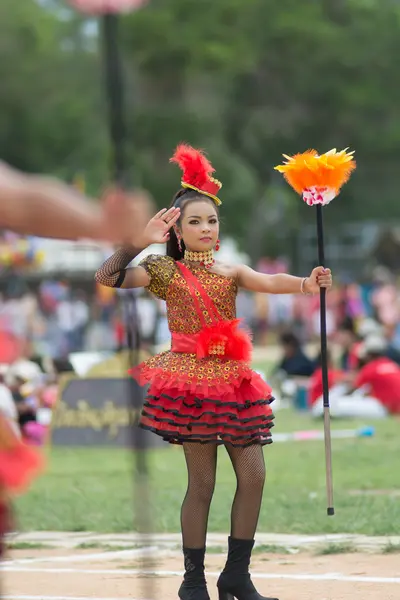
[20,236,249,275]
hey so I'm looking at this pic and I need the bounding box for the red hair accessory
[170,144,222,206]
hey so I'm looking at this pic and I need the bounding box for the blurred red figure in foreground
[0,160,152,561]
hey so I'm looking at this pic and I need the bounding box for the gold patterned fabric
[139,254,177,301]
[133,254,275,446]
[139,254,236,328]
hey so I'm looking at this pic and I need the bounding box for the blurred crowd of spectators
[1,259,400,435]
[275,316,400,418]
[270,264,400,417]
[0,277,171,362]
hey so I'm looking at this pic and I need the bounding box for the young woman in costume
[95,144,332,600]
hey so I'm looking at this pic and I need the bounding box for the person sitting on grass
[276,331,316,378]
[352,335,400,415]
[311,335,400,419]
[307,350,345,409]
[335,316,362,372]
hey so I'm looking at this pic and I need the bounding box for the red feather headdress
[170,144,222,206]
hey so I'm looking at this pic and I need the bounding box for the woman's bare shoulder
[211,261,239,281]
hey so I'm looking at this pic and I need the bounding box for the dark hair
[279,331,300,348]
[166,188,219,260]
[338,316,356,335]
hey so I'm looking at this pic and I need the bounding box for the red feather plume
[196,320,253,363]
[170,144,215,188]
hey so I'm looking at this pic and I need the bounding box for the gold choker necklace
[184,249,215,268]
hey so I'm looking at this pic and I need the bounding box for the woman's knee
[228,445,266,491]
[188,471,216,504]
[183,443,217,504]
[236,460,266,492]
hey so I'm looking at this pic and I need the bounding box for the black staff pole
[100,12,153,581]
[101,13,127,184]
[316,205,334,516]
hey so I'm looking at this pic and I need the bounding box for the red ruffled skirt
[130,350,275,447]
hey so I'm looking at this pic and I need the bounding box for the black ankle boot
[178,547,210,600]
[217,537,279,600]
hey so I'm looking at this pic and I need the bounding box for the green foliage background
[2,0,400,260]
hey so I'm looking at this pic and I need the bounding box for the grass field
[15,408,400,536]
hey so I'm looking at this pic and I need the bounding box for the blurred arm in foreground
[0,161,153,569]
[0,161,152,243]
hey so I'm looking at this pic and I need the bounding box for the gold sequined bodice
[140,254,237,333]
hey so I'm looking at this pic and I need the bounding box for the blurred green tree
[2,0,400,260]
[121,0,400,257]
[0,0,108,190]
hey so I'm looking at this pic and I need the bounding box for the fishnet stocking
[180,443,266,548]
[225,444,266,539]
[181,443,217,548]
[94,247,139,287]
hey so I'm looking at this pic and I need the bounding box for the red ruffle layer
[131,358,275,446]
[140,396,274,446]
[130,358,272,398]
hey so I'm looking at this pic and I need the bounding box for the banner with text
[50,377,164,448]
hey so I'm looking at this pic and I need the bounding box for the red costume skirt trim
[130,353,275,447]
[0,444,44,494]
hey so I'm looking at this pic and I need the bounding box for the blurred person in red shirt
[311,335,398,418]
[307,350,345,407]
[354,336,400,414]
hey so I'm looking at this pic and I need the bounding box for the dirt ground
[3,546,400,600]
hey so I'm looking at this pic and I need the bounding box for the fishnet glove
[95,246,140,288]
